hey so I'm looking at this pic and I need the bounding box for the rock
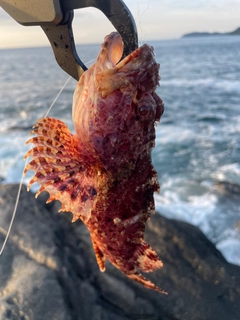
[0,184,239,320]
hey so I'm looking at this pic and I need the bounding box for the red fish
[24,32,166,294]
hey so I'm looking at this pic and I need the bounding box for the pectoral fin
[24,117,98,222]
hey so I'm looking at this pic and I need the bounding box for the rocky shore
[0,184,239,320]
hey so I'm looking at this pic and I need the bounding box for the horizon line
[0,36,182,51]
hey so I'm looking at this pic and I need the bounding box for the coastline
[182,26,240,38]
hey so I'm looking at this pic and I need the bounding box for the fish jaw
[72,32,164,173]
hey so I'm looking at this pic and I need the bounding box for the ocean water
[0,36,240,266]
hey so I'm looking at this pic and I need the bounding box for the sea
[0,35,240,266]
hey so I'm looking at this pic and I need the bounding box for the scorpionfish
[24,32,166,294]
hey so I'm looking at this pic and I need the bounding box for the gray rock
[0,184,239,320]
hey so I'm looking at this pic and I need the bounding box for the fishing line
[44,76,71,118]
[45,59,96,117]
[44,59,95,118]
[0,163,27,255]
[0,58,96,255]
[0,75,75,255]
[137,0,150,46]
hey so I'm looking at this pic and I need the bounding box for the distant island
[182,27,240,38]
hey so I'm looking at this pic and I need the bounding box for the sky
[0,0,240,49]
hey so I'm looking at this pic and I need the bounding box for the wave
[162,78,240,92]
[212,163,240,186]
[217,238,240,266]
[154,175,240,266]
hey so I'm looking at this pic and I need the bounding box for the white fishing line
[0,75,74,256]
[0,57,96,256]
[137,0,150,46]
[44,59,96,118]
[44,76,72,118]
[85,59,96,67]
[0,163,27,255]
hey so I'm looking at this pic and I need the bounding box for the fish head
[73,32,164,173]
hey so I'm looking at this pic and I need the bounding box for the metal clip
[0,0,138,80]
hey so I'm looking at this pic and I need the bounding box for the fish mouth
[100,32,124,69]
[97,32,142,71]
[95,32,157,96]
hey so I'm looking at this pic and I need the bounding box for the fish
[24,32,166,294]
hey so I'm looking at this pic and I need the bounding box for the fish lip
[100,32,144,71]
[99,32,124,70]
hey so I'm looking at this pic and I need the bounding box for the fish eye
[137,104,155,121]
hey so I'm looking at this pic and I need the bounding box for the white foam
[216,239,240,265]
[154,175,240,266]
[155,126,194,144]
[212,163,240,185]
[162,78,240,93]
[155,190,217,227]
